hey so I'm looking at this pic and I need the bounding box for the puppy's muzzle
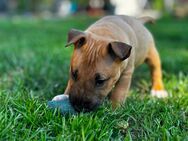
[69,94,101,112]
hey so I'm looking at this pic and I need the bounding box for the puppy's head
[65,29,132,112]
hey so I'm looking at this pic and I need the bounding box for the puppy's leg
[146,44,168,98]
[110,69,133,108]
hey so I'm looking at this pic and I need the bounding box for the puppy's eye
[95,79,106,87]
[71,69,78,81]
[95,74,109,87]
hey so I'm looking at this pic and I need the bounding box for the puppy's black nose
[72,100,99,112]
[69,95,100,112]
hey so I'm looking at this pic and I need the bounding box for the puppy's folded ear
[65,29,86,48]
[108,41,132,61]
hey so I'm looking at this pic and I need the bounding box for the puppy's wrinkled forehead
[66,28,132,70]
[73,37,107,65]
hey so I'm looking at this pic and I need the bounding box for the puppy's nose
[69,95,100,112]
[77,101,100,112]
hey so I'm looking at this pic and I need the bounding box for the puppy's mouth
[74,102,100,112]
[69,95,101,112]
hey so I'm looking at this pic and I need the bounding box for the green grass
[0,16,188,140]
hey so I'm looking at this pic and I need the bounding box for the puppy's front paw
[52,94,69,101]
[151,90,168,98]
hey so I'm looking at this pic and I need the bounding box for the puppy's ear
[65,29,86,48]
[108,41,132,61]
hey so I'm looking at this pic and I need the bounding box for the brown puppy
[53,15,168,112]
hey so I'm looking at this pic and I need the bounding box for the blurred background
[0,0,188,18]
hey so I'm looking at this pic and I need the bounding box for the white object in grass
[52,94,69,101]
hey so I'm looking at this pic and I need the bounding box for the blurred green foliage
[152,0,164,11]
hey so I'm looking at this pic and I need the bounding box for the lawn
[0,15,187,140]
